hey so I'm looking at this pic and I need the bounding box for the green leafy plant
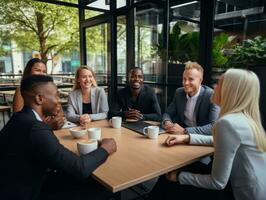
[212,33,235,67]
[225,36,266,68]
[155,22,234,66]
[170,22,199,63]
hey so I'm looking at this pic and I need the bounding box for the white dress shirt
[32,109,42,121]
[184,86,201,127]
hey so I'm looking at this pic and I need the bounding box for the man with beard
[162,62,220,135]
[108,67,161,121]
[0,75,117,200]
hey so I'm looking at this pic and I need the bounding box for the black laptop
[122,120,165,135]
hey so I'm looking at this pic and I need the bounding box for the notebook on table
[122,120,165,135]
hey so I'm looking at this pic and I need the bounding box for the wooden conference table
[54,120,214,193]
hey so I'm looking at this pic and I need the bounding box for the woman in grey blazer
[155,69,266,200]
[66,66,109,125]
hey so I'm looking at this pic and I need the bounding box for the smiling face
[128,69,144,91]
[77,69,95,90]
[182,68,203,97]
[31,62,47,75]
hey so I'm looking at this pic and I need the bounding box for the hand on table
[125,109,143,120]
[164,121,185,134]
[79,114,91,127]
[100,138,117,155]
[164,135,190,146]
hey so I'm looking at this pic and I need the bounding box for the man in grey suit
[162,62,219,135]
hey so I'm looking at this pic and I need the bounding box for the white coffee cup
[77,139,98,155]
[110,116,122,128]
[143,126,159,139]
[87,128,101,140]
[69,127,87,139]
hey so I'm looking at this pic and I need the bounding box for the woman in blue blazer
[153,69,266,200]
[66,66,109,125]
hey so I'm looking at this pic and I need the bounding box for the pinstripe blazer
[66,87,109,123]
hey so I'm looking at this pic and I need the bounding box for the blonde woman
[66,66,109,125]
[152,69,266,200]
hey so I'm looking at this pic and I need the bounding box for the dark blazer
[0,106,108,200]
[162,85,220,135]
[108,85,161,121]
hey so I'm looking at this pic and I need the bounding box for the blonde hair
[184,62,204,74]
[215,68,266,151]
[73,66,97,90]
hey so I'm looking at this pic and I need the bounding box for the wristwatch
[183,129,188,135]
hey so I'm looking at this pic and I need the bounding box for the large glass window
[213,0,266,69]
[85,10,103,19]
[0,1,80,75]
[86,0,110,11]
[169,0,200,64]
[213,0,266,128]
[135,4,166,110]
[135,6,164,83]
[86,23,110,86]
[117,0,126,8]
[57,0,79,3]
[167,0,201,105]
[117,16,127,84]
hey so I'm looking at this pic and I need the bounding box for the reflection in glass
[86,24,110,85]
[170,1,200,19]
[134,5,166,110]
[167,20,200,64]
[135,6,163,84]
[85,9,103,19]
[117,16,127,84]
[86,0,110,10]
[117,0,126,8]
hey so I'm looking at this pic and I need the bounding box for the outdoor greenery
[0,0,79,68]
[156,21,234,67]
[156,21,199,63]
[225,36,266,68]
[0,0,105,73]
[212,33,235,67]
[0,31,11,56]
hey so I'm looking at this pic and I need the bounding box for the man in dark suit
[162,62,220,135]
[108,67,161,121]
[0,75,117,200]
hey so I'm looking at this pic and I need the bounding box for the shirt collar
[32,109,43,121]
[186,86,201,100]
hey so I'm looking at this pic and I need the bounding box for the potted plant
[225,36,266,68]
[226,36,266,128]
